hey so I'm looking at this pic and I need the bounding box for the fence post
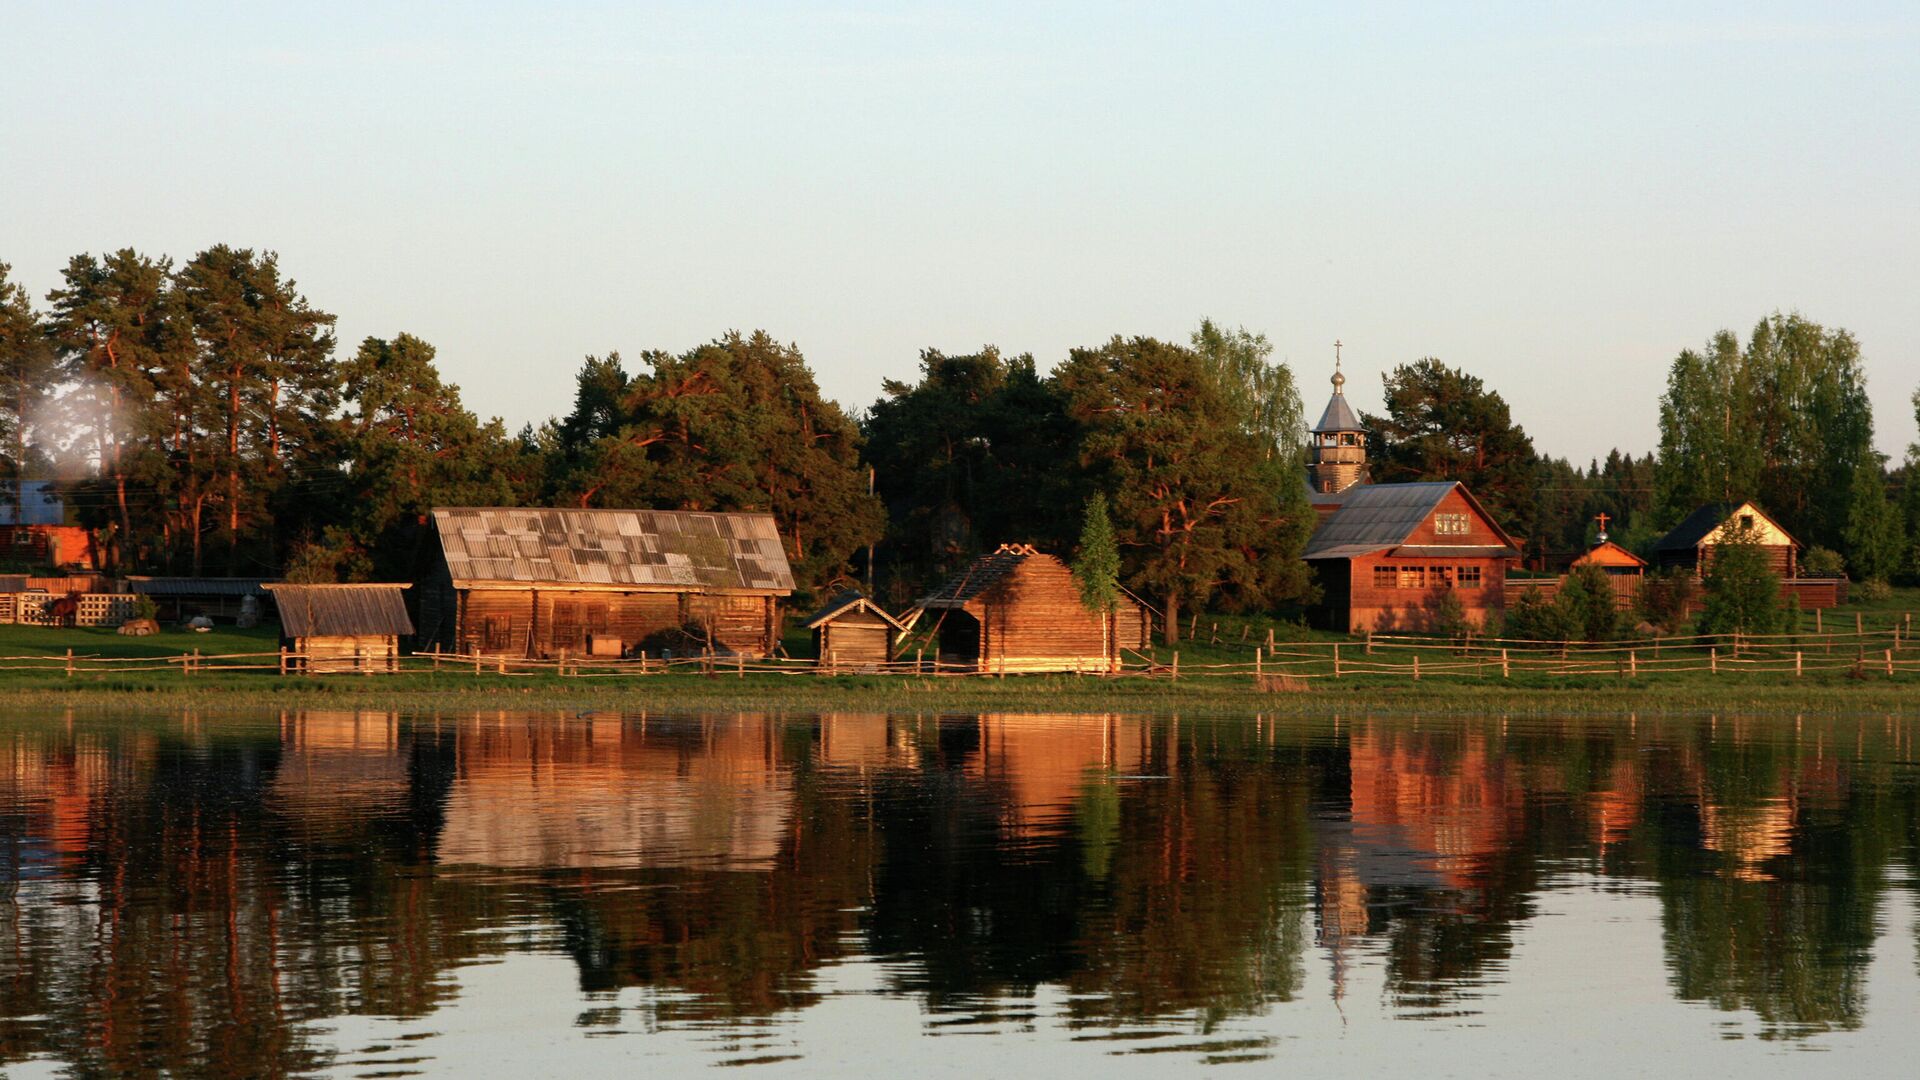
[1815,608,1822,636]
[278,647,287,676]
[1629,650,1636,679]
[1209,621,1218,645]
[1365,630,1374,655]
[1887,649,1895,677]
[1856,612,1864,637]
[1333,642,1341,679]
[737,652,745,679]
[191,648,199,676]
[1501,648,1509,679]
[1254,647,1262,681]
[1266,627,1275,650]
[1171,652,1179,681]
[1795,651,1802,678]
[1710,647,1717,674]
[65,648,73,678]
[1412,654,1420,681]
[432,646,441,672]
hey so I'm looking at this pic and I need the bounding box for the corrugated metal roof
[0,481,64,526]
[431,508,795,593]
[265,584,415,638]
[1303,482,1459,559]
[919,545,1046,607]
[125,577,275,597]
[1312,391,1363,433]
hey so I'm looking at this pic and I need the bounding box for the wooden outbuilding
[804,591,907,671]
[264,583,414,673]
[415,507,795,659]
[1570,540,1647,577]
[1303,481,1521,634]
[913,544,1148,673]
[124,576,276,623]
[1651,502,1798,577]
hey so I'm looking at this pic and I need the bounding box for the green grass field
[2,589,1916,716]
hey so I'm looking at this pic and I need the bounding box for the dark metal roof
[431,508,794,593]
[0,481,63,526]
[265,584,414,638]
[802,590,909,632]
[1312,391,1363,434]
[125,577,275,597]
[919,545,1046,608]
[1652,502,1796,552]
[0,575,25,593]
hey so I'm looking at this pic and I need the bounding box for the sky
[3,1,1917,464]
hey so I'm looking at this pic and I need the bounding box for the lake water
[0,709,1916,1077]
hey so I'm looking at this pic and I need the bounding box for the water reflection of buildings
[0,711,1914,1075]
[433,713,793,871]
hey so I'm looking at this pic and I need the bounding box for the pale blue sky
[3,1,1916,462]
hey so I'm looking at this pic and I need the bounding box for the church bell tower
[1307,344,1367,496]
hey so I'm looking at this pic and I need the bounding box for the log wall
[967,556,1116,673]
[817,610,893,668]
[451,587,778,658]
[298,635,400,674]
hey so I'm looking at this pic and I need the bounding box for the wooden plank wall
[974,557,1111,672]
[454,589,777,657]
[1345,552,1506,633]
[301,635,400,673]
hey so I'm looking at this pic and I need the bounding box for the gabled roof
[1572,540,1647,569]
[431,508,794,593]
[1312,392,1363,434]
[1652,501,1797,552]
[919,544,1046,608]
[1302,481,1519,561]
[803,590,910,632]
[264,583,415,637]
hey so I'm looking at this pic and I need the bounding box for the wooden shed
[804,591,907,671]
[415,508,795,659]
[1652,502,1798,578]
[913,545,1147,674]
[124,576,275,622]
[264,583,414,673]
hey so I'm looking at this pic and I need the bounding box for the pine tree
[0,262,55,510]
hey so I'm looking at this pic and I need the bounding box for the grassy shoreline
[4,668,1915,717]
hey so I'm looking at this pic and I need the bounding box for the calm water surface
[1,709,1917,1077]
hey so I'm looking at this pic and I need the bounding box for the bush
[1856,577,1894,603]
[1423,588,1470,638]
[1504,586,1570,644]
[1636,569,1696,634]
[1801,546,1846,579]
[1559,564,1621,642]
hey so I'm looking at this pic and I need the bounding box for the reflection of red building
[1346,731,1520,891]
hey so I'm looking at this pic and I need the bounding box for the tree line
[3,250,1916,639]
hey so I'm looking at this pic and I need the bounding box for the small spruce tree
[1073,493,1121,615]
[1558,564,1620,642]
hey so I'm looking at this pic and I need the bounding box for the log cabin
[1303,481,1521,633]
[804,591,908,670]
[1651,502,1799,577]
[914,545,1149,673]
[415,507,794,659]
[264,583,413,673]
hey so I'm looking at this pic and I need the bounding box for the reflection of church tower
[1307,345,1367,496]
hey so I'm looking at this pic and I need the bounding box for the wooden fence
[0,592,137,627]
[2,621,1916,683]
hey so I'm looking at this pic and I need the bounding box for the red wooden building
[1304,481,1521,633]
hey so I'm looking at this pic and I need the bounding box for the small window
[1373,566,1396,589]
[1430,565,1454,588]
[1398,565,1426,590]
[1322,480,1335,493]
[1434,513,1470,536]
[1457,565,1483,588]
[1340,433,1357,446]
[1739,514,1754,530]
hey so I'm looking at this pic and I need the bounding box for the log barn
[264,583,414,673]
[1303,481,1520,634]
[913,544,1148,673]
[1651,502,1798,577]
[415,508,795,659]
[804,591,907,670]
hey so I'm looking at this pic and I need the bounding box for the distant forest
[3,249,1917,620]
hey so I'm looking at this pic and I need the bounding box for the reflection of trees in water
[1,712,1919,1074]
